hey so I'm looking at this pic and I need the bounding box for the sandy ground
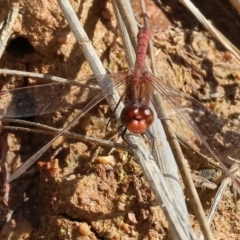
[0,0,240,239]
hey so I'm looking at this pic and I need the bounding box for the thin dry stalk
[153,96,216,240]
[0,69,69,82]
[115,0,186,198]
[114,0,199,239]
[112,1,135,68]
[179,0,240,61]
[0,119,128,151]
[0,4,19,59]
[115,0,139,49]
[199,163,240,240]
[0,69,100,89]
[229,0,240,14]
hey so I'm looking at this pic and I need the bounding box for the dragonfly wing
[149,74,240,182]
[6,72,128,183]
[0,83,71,118]
[0,72,129,119]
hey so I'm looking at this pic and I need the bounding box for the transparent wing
[0,72,128,118]
[149,73,240,186]
[5,72,128,183]
[0,83,76,118]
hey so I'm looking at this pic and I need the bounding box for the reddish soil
[0,0,240,239]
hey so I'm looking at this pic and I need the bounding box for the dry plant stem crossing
[111,1,135,68]
[146,20,214,240]
[118,0,214,239]
[114,0,195,238]
[114,0,199,239]
[139,0,213,238]
[57,0,198,239]
[199,164,239,240]
[206,164,239,224]
[158,100,215,240]
[0,118,128,151]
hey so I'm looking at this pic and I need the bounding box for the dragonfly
[0,27,240,190]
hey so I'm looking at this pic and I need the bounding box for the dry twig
[0,117,128,151]
[229,0,240,14]
[0,4,19,59]
[0,69,100,89]
[179,0,240,61]
[199,164,240,240]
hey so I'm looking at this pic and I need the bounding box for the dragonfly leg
[106,94,125,132]
[119,126,138,149]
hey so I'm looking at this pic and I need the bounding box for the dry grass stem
[0,4,19,59]
[0,69,100,89]
[229,0,240,14]
[179,0,240,61]
[199,164,239,240]
[0,69,70,83]
[2,117,128,151]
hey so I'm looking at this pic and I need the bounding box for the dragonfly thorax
[120,104,154,134]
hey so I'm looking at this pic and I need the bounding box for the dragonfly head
[120,104,154,134]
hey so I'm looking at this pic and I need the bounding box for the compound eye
[120,105,154,134]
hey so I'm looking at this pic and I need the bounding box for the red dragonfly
[0,27,239,189]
